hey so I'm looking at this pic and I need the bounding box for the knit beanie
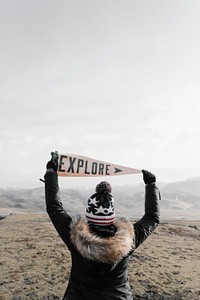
[86,181,115,226]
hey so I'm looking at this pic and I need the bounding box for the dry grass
[0,214,200,300]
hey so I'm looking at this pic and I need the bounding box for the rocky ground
[0,214,200,300]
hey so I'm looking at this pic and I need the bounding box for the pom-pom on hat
[95,181,112,193]
[86,181,115,226]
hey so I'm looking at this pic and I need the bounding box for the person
[44,158,160,300]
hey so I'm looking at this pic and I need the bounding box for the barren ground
[0,214,200,300]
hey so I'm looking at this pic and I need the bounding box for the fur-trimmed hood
[70,217,135,264]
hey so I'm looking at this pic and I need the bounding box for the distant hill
[0,177,200,219]
[161,177,200,211]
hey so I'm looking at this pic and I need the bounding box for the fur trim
[70,217,135,264]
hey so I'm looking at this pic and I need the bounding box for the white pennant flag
[51,151,142,177]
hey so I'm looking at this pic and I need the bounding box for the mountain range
[0,177,200,219]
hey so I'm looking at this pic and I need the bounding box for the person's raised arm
[134,170,161,248]
[44,159,72,246]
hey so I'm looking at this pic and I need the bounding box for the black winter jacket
[44,171,160,300]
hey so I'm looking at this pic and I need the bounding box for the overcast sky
[1,0,200,189]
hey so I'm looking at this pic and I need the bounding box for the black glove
[142,169,156,184]
[46,159,58,172]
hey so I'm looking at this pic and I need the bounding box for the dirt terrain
[0,214,200,300]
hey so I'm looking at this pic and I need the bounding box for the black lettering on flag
[106,164,110,175]
[99,163,104,175]
[67,157,76,173]
[91,162,97,174]
[59,155,67,172]
[84,160,90,174]
[77,159,84,173]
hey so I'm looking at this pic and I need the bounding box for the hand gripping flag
[51,151,142,177]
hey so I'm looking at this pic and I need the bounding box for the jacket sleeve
[44,170,72,247]
[134,182,160,249]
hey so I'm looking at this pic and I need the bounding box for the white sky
[1,0,200,188]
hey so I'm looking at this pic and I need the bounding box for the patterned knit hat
[86,181,115,226]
